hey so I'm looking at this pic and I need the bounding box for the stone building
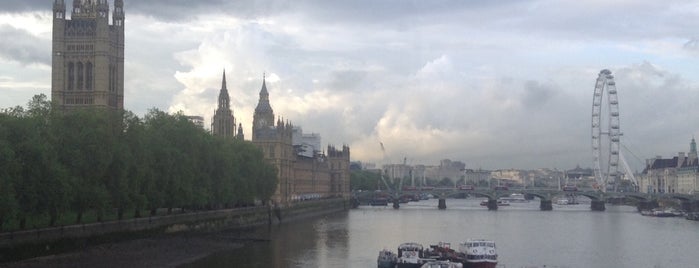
[640,138,699,194]
[51,0,124,110]
[211,70,243,139]
[250,76,350,206]
[464,169,490,184]
[382,163,412,183]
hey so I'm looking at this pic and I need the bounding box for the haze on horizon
[1,0,699,171]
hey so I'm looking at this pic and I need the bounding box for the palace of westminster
[49,0,350,206]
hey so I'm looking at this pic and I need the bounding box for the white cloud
[3,1,699,170]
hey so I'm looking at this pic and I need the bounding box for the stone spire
[217,69,230,111]
[212,69,236,138]
[253,73,275,136]
[254,73,273,116]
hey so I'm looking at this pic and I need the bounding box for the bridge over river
[351,187,699,212]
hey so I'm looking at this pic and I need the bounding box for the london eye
[591,69,623,192]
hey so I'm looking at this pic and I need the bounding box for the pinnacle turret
[217,69,230,111]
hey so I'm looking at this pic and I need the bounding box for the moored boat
[458,239,497,268]
[397,242,428,268]
[499,193,529,203]
[371,198,389,206]
[424,242,465,263]
[479,200,509,206]
[420,260,463,268]
[641,208,684,217]
[377,249,398,268]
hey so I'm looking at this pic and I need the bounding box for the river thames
[184,198,699,268]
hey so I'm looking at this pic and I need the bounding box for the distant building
[185,115,204,128]
[464,169,490,184]
[250,75,350,205]
[565,165,594,180]
[423,159,465,183]
[51,0,125,109]
[640,138,699,194]
[382,164,411,183]
[211,70,243,140]
[292,127,321,158]
[491,169,523,184]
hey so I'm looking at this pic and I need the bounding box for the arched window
[76,62,83,90]
[85,62,93,90]
[67,62,74,90]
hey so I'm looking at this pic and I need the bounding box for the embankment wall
[0,198,348,249]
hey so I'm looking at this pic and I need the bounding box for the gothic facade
[51,0,125,110]
[211,70,243,139]
[250,76,350,206]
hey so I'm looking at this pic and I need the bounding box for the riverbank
[0,198,349,266]
[0,233,245,268]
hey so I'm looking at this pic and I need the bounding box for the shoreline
[0,199,349,267]
[0,232,247,268]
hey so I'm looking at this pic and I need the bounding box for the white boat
[499,193,529,203]
[556,198,569,205]
[458,239,497,268]
[397,242,428,268]
[420,260,463,268]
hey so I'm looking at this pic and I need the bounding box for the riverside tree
[0,95,278,230]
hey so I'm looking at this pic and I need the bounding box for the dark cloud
[0,0,519,23]
[0,0,45,13]
[0,25,50,65]
[521,80,555,109]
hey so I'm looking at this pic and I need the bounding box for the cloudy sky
[1,0,699,171]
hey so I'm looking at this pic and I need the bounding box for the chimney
[678,152,686,168]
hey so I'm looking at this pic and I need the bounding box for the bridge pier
[487,199,498,211]
[350,198,360,209]
[438,198,447,210]
[637,200,659,212]
[392,199,400,209]
[591,200,606,211]
[539,200,552,211]
[681,200,694,212]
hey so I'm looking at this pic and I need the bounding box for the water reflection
[182,214,349,268]
[184,199,699,268]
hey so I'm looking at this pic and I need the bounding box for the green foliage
[350,170,382,191]
[0,95,277,231]
[438,177,454,187]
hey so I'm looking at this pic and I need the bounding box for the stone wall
[0,198,348,249]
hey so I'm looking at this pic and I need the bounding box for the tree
[0,116,18,230]
[350,170,382,191]
[438,177,454,187]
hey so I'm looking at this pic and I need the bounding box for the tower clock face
[257,118,267,127]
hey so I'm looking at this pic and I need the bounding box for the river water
[184,198,699,268]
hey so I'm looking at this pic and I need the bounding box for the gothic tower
[251,75,295,205]
[689,137,698,163]
[211,70,238,139]
[51,0,125,110]
[252,74,275,139]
